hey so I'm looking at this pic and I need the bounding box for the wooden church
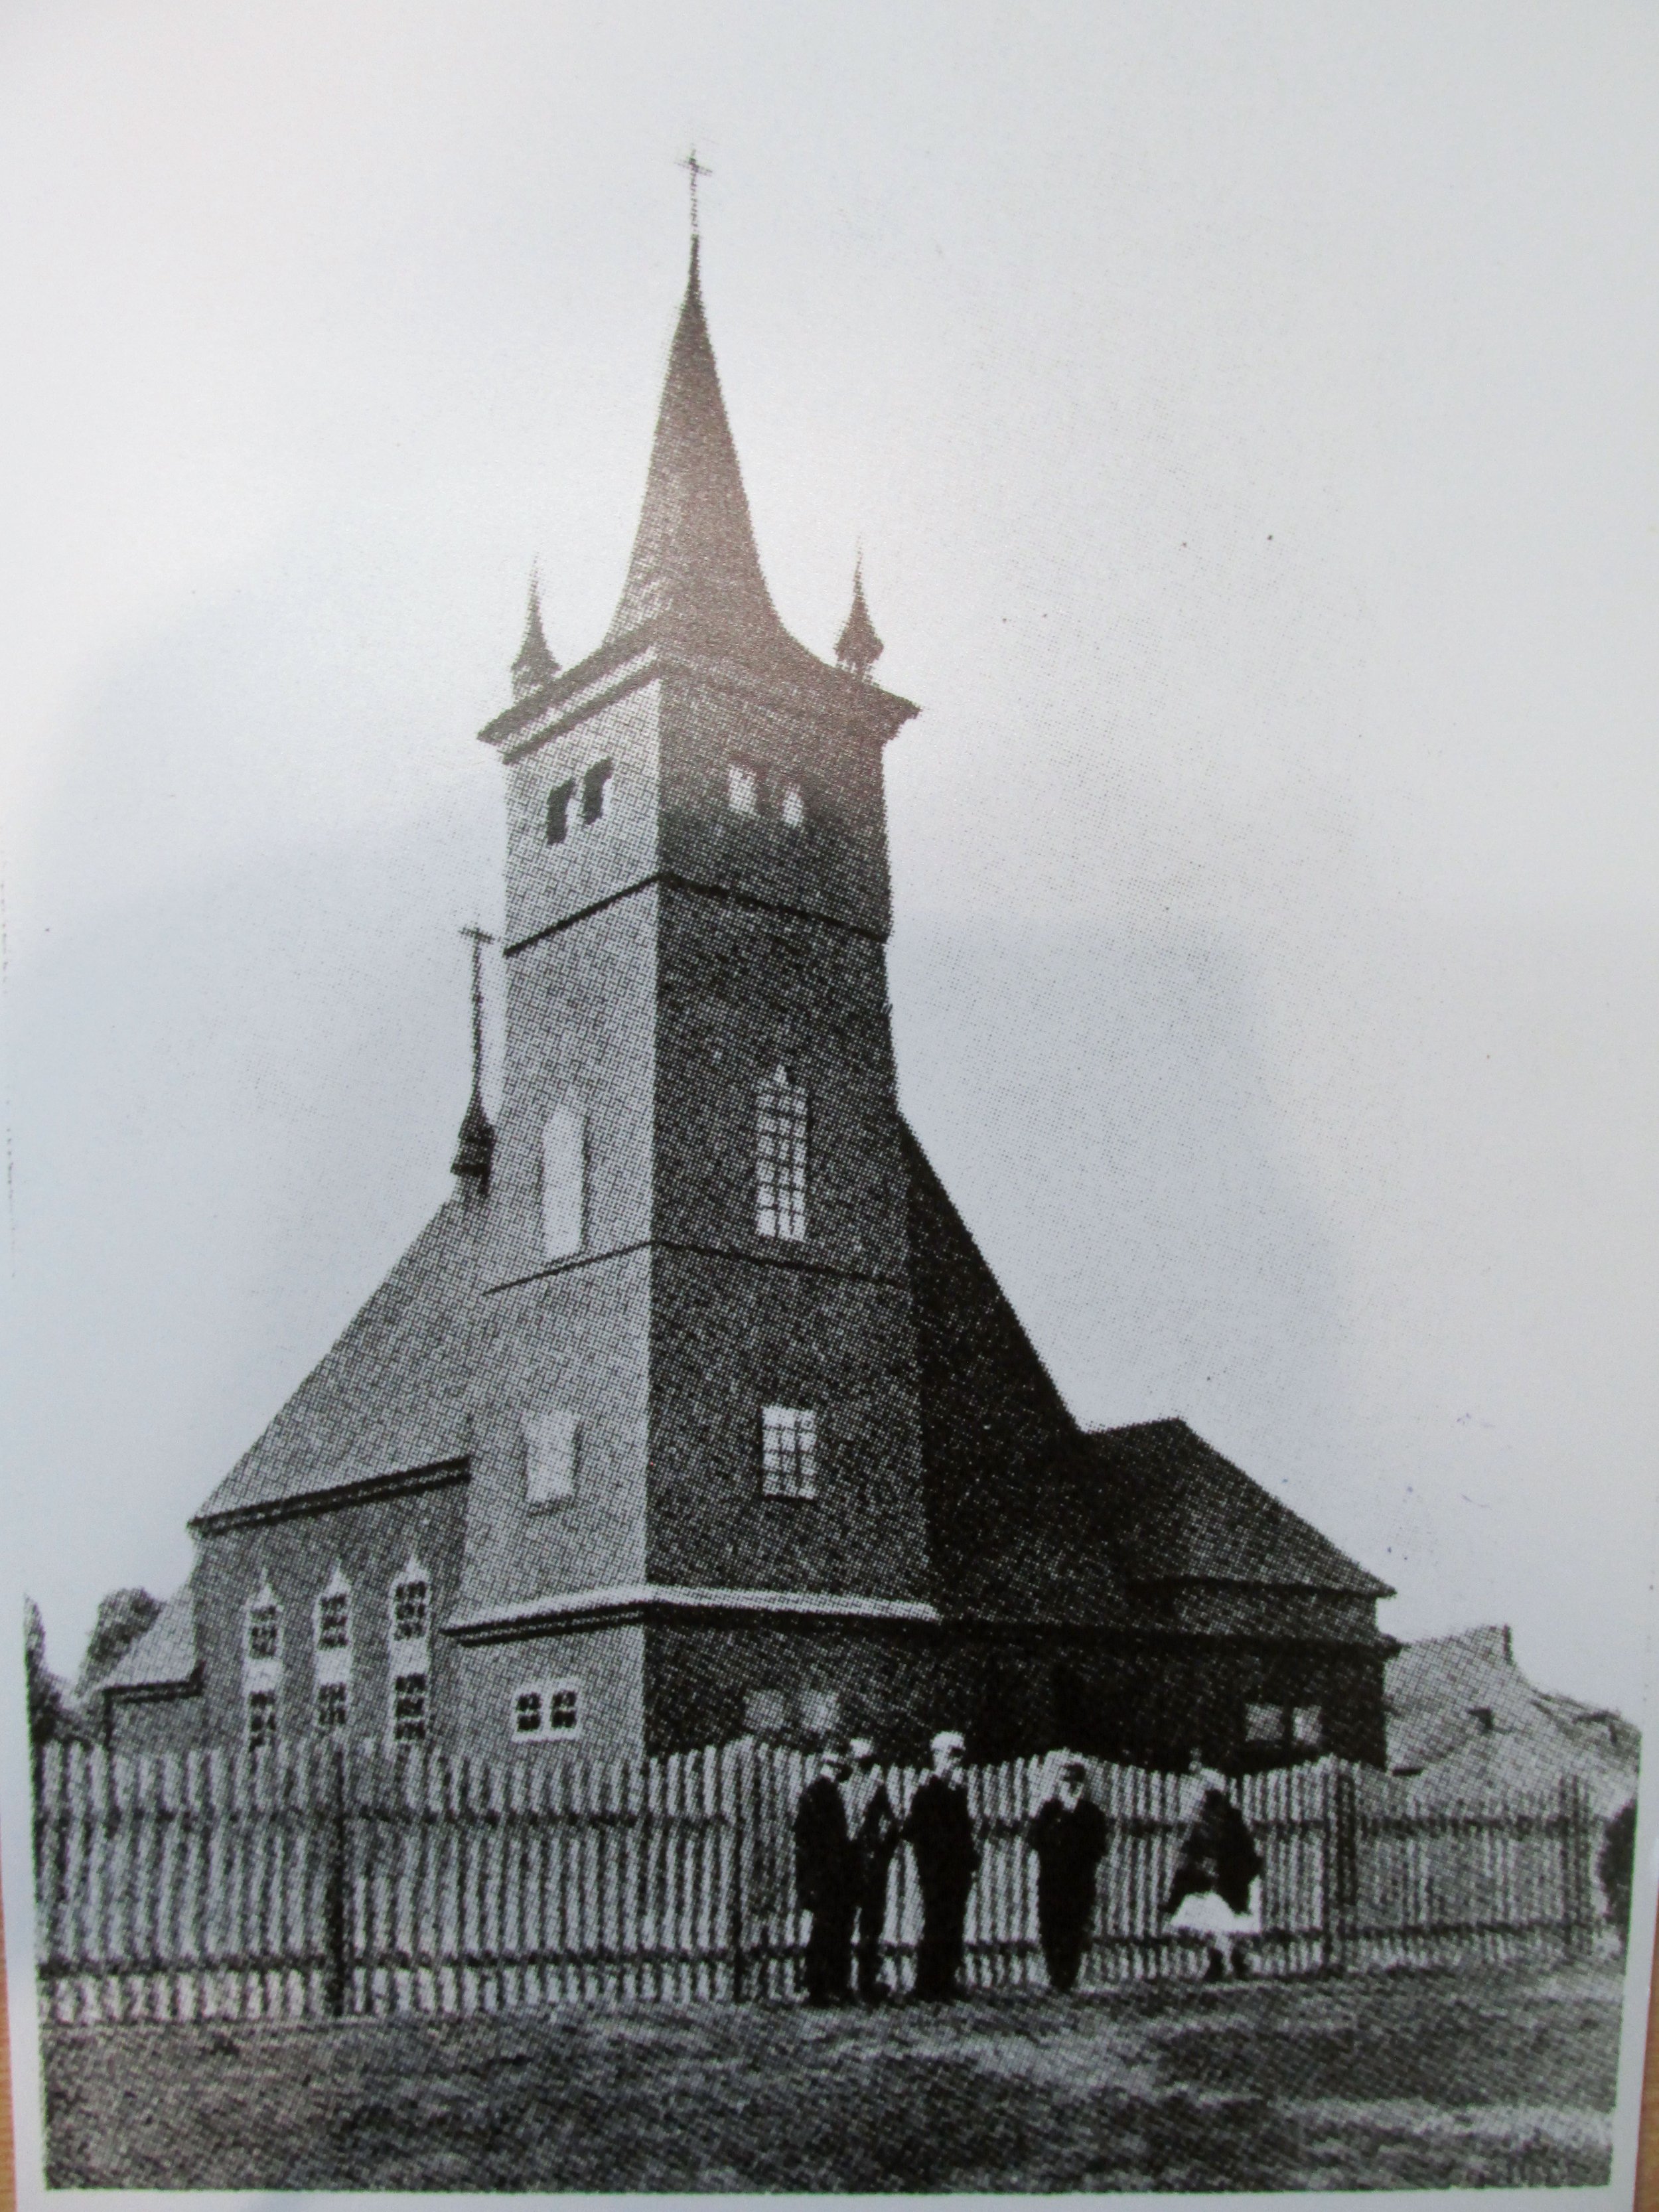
[102,240,1394,1771]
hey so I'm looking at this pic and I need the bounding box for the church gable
[193,1200,485,1528]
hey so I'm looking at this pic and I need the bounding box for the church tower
[137,226,1390,1775]
[446,241,942,1751]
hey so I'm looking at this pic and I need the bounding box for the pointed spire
[511,571,560,701]
[451,927,496,1186]
[835,555,884,680]
[603,240,785,656]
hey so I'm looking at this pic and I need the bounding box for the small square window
[1291,1705,1323,1749]
[392,1580,429,1643]
[392,1672,427,1743]
[247,1689,278,1750]
[317,1591,350,1651]
[1245,1702,1285,1745]
[547,778,575,844]
[744,1688,789,1738]
[315,1682,349,1733]
[247,1605,280,1662]
[727,761,759,816]
[780,781,806,830]
[761,1405,818,1499]
[581,759,613,824]
[800,1688,841,1737]
[511,1678,582,1741]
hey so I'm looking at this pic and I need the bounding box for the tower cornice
[479,623,917,764]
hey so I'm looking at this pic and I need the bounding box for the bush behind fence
[33,1740,1601,2024]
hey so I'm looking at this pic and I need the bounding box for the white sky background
[1,1,1656,1720]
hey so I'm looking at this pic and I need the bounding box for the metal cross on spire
[677,149,713,240]
[459,924,495,1105]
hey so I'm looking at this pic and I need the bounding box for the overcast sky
[3,1,1656,1720]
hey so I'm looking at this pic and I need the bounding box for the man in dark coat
[1025,1754,1108,1992]
[903,1730,979,2000]
[794,1743,857,2005]
[845,1735,902,2000]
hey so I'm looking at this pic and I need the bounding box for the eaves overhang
[191,1455,470,1537]
[444,1583,941,1645]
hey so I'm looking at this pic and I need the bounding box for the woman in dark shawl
[1163,1751,1263,1980]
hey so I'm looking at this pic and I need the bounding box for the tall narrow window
[390,1562,430,1747]
[541,1108,586,1259]
[726,760,759,816]
[392,1574,429,1646]
[547,778,575,845]
[756,1069,809,1240]
[779,780,806,830]
[392,1673,427,1744]
[242,1584,281,1740]
[313,1567,352,1728]
[581,758,613,824]
[525,1408,578,1507]
[761,1405,818,1499]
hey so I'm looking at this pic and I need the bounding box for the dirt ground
[41,1962,1621,2193]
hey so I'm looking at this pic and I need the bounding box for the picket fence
[33,1740,1601,2024]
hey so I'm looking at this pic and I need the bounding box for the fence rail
[32,1741,1602,2024]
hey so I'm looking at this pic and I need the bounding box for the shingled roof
[1084,1418,1392,1598]
[190,1199,484,1529]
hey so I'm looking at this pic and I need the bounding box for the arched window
[313,1568,352,1734]
[389,1561,430,1746]
[243,1581,282,1751]
[756,1068,808,1241]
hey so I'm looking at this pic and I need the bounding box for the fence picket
[31,1738,1609,2020]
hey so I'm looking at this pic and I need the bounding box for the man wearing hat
[793,1740,858,2005]
[1025,1753,1109,1993]
[845,1737,901,2001]
[902,1730,979,2000]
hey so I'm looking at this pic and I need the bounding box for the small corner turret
[511,573,560,702]
[835,557,883,682]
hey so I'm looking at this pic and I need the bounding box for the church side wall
[642,1623,1388,1769]
[457,1249,652,1616]
[192,1483,468,1751]
[649,1252,930,1603]
[451,1624,644,1762]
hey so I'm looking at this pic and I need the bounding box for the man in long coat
[1025,1754,1108,1992]
[845,1736,902,2000]
[794,1743,857,2005]
[903,1730,979,2000]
